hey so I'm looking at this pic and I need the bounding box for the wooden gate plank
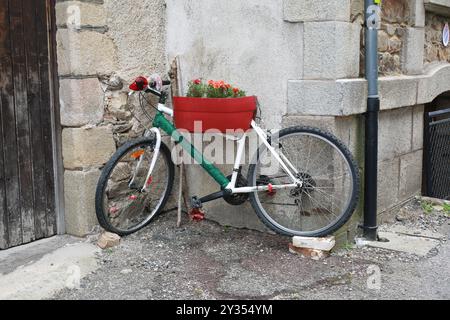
[9,0,35,244]
[36,0,56,236]
[0,91,7,249]
[0,0,9,249]
[23,0,48,240]
[0,0,22,247]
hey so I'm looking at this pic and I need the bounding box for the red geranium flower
[193,79,201,85]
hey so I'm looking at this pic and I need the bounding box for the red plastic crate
[173,96,257,133]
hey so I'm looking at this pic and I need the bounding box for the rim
[251,131,355,236]
[101,143,170,233]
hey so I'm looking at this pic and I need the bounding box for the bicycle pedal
[189,208,205,221]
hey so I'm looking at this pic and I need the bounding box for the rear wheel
[248,126,360,237]
[95,137,174,236]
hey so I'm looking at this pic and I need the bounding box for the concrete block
[59,78,104,127]
[56,29,118,76]
[55,1,107,28]
[283,0,351,22]
[399,150,423,200]
[62,127,116,169]
[412,105,425,151]
[401,27,425,75]
[64,169,101,236]
[303,21,361,79]
[377,158,400,213]
[378,107,413,161]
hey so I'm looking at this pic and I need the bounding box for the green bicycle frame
[152,112,230,189]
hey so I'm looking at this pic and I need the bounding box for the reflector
[129,76,149,91]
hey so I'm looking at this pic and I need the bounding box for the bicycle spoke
[251,128,358,236]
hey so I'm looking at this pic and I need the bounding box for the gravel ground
[54,199,450,300]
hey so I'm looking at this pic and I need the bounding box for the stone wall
[54,0,449,241]
[378,0,411,75]
[56,0,167,236]
[425,12,450,63]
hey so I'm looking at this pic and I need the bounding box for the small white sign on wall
[444,23,449,47]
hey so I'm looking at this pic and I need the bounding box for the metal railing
[425,108,450,200]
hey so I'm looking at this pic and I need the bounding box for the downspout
[363,0,381,241]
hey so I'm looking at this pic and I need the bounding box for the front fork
[129,127,162,193]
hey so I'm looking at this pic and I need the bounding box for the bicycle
[95,76,360,237]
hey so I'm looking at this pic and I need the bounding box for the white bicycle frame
[134,100,302,194]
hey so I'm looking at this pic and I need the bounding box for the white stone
[417,63,450,104]
[56,29,118,76]
[410,0,426,27]
[399,150,423,200]
[288,74,422,116]
[62,127,116,169]
[287,79,367,116]
[303,21,361,79]
[378,107,413,161]
[379,76,419,110]
[59,78,104,127]
[401,27,425,75]
[377,158,400,213]
[412,105,425,151]
[283,0,351,22]
[64,169,101,236]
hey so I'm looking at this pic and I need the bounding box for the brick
[292,236,336,251]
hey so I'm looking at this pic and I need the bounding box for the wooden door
[0,0,58,249]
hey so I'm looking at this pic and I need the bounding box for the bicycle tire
[95,137,175,236]
[248,126,360,237]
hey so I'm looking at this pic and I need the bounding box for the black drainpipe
[363,0,381,241]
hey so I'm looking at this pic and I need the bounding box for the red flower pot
[173,96,257,133]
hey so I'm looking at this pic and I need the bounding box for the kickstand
[177,163,183,228]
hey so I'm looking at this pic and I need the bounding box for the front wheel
[248,126,360,237]
[95,137,175,236]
